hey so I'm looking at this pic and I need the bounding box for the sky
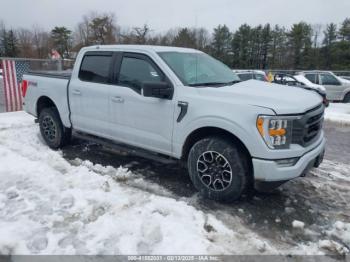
[1,0,350,32]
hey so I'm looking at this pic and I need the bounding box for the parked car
[23,45,325,201]
[272,73,328,106]
[298,71,350,102]
[233,70,268,82]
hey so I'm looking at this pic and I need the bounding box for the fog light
[275,157,299,167]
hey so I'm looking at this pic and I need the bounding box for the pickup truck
[23,45,326,201]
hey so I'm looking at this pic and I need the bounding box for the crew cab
[23,45,326,201]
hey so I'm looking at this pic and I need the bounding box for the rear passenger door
[69,51,114,136]
[109,52,175,155]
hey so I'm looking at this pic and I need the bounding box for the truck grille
[292,104,324,147]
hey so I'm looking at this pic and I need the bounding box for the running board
[72,131,178,165]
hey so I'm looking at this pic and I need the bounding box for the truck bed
[23,71,71,127]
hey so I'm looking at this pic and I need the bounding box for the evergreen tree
[339,18,350,41]
[288,22,312,69]
[231,24,251,68]
[261,24,272,69]
[211,25,232,66]
[1,29,19,57]
[322,23,337,68]
[172,28,197,48]
[51,26,72,58]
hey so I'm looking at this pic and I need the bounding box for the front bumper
[252,137,326,182]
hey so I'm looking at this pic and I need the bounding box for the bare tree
[17,28,34,57]
[74,12,119,48]
[132,24,151,44]
[89,12,117,44]
[32,25,51,58]
[193,27,210,50]
[75,14,92,47]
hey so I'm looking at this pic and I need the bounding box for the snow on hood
[339,77,350,85]
[294,75,326,92]
[198,80,323,115]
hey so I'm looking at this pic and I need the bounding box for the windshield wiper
[188,80,241,87]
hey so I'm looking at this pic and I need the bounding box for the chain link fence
[0,58,75,113]
[0,58,75,72]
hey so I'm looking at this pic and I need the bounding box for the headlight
[256,116,295,149]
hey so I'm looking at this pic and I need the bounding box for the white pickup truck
[23,45,326,201]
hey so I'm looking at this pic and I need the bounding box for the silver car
[299,71,350,102]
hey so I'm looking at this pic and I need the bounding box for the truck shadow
[62,140,333,248]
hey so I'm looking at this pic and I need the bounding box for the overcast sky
[1,0,350,32]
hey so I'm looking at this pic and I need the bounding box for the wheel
[39,107,71,149]
[343,93,350,103]
[187,137,250,202]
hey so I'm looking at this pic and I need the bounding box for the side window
[304,74,316,84]
[320,74,341,86]
[238,73,253,81]
[79,54,113,84]
[118,57,163,93]
[254,73,267,82]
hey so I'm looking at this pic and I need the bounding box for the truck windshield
[158,52,240,87]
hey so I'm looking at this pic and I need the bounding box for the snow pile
[292,220,305,229]
[325,103,350,126]
[0,111,275,255]
[325,221,350,251]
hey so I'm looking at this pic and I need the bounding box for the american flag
[1,59,30,112]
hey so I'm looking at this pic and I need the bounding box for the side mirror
[142,81,173,100]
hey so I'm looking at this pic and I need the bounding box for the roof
[233,69,266,75]
[82,45,202,53]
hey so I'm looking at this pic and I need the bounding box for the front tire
[187,137,250,202]
[39,107,71,149]
[343,93,350,103]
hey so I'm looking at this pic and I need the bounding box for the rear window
[79,54,113,84]
[237,73,253,81]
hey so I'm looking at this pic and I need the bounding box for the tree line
[1,12,350,70]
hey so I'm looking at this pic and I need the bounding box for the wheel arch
[181,126,253,172]
[342,89,350,102]
[36,96,58,117]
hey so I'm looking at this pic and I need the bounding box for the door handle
[111,96,124,103]
[72,89,81,95]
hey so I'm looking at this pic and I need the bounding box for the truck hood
[197,80,323,115]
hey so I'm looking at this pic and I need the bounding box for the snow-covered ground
[0,111,349,255]
[325,103,350,126]
[0,112,276,255]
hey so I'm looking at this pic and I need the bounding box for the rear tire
[39,107,71,149]
[343,93,350,103]
[187,137,250,202]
